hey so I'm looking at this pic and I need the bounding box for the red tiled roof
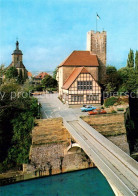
[35,72,49,79]
[62,67,89,90]
[59,51,99,67]
[27,72,32,77]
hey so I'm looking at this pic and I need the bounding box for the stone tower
[87,30,106,83]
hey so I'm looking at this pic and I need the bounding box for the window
[71,95,84,102]
[87,94,99,101]
[77,81,92,90]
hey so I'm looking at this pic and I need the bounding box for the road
[35,93,88,121]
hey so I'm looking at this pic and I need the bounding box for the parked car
[88,109,106,115]
[81,105,96,112]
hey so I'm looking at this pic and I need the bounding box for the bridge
[37,94,138,196]
[64,118,138,196]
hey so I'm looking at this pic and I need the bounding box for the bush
[34,84,43,91]
[104,97,118,107]
[0,82,39,171]
[111,110,117,114]
[117,108,124,111]
[46,87,57,91]
[7,112,34,165]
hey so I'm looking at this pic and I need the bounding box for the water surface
[0,168,114,196]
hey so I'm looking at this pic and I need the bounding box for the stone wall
[24,118,94,174]
[27,143,93,175]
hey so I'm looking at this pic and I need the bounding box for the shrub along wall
[0,82,39,172]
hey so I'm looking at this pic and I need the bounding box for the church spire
[12,40,23,55]
[16,40,19,50]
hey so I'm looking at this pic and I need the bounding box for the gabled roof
[35,72,49,79]
[59,51,99,67]
[62,67,89,90]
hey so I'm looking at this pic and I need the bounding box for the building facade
[57,30,107,105]
[62,67,101,105]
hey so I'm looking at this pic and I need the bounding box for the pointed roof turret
[12,40,23,55]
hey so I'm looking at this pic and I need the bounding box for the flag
[97,14,100,20]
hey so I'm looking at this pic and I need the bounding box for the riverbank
[0,114,130,186]
[0,118,95,186]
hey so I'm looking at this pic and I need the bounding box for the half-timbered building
[56,30,106,105]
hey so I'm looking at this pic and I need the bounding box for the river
[0,168,114,196]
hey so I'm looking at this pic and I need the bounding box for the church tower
[87,30,106,83]
[8,41,28,79]
[12,41,23,66]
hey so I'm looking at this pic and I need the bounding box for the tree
[17,69,24,84]
[0,81,39,171]
[125,68,138,92]
[127,49,134,68]
[0,81,21,106]
[0,64,6,77]
[135,50,138,71]
[118,67,129,92]
[106,65,117,75]
[118,67,138,93]
[24,70,28,81]
[0,64,6,85]
[105,82,116,93]
[124,50,138,159]
[7,112,34,165]
[42,75,57,89]
[5,67,18,79]
[53,67,58,79]
[103,65,120,93]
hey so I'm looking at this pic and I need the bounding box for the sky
[0,0,138,72]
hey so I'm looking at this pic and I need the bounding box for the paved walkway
[35,93,88,121]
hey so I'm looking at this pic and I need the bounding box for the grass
[100,132,125,137]
[81,114,126,137]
